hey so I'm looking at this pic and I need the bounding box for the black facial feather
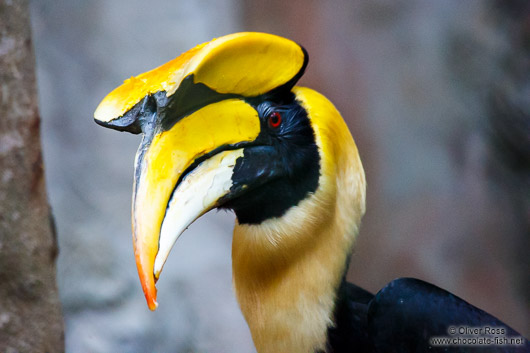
[222,94,321,224]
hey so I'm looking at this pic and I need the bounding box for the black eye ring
[268,112,282,129]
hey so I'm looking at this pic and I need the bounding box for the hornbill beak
[94,33,307,310]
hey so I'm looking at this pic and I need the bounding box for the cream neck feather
[232,145,365,353]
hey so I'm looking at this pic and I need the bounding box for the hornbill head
[94,32,366,314]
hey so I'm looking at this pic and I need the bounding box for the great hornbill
[94,33,529,353]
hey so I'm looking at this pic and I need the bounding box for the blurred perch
[0,0,64,351]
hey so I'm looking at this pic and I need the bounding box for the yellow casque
[94,32,306,124]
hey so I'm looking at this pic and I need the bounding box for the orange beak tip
[144,284,159,311]
[148,298,159,311]
[148,285,159,310]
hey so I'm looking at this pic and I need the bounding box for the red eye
[268,112,282,129]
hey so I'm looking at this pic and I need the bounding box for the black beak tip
[94,117,143,134]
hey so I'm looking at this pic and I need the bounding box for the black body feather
[324,278,530,353]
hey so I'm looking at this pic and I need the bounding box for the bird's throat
[232,191,358,353]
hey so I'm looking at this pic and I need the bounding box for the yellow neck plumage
[232,87,366,353]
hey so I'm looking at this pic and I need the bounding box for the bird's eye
[268,112,282,129]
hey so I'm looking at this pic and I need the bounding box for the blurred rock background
[28,0,529,352]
